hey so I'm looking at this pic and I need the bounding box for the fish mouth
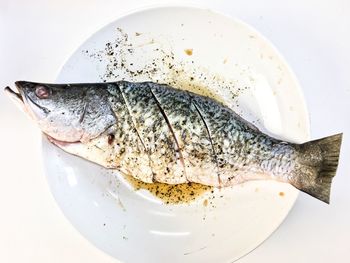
[4,81,35,103]
[4,84,27,114]
[5,81,50,119]
[4,85,24,103]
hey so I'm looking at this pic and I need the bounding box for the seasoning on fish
[4,81,342,203]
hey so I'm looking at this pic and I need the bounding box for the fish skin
[109,81,295,186]
[6,81,342,203]
[106,83,153,182]
[191,93,292,185]
[149,82,219,186]
[118,82,186,184]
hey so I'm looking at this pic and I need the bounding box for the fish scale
[192,94,285,185]
[149,82,219,186]
[118,82,186,184]
[105,84,153,182]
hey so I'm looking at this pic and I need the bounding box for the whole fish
[5,81,342,203]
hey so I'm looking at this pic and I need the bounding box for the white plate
[46,5,310,263]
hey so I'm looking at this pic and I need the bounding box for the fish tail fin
[290,133,342,204]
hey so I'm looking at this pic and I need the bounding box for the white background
[0,0,349,262]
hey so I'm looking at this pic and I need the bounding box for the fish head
[5,81,116,143]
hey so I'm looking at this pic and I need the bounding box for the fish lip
[12,81,51,114]
[4,86,23,102]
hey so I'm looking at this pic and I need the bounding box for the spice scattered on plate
[184,48,193,56]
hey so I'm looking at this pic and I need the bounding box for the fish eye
[35,85,50,99]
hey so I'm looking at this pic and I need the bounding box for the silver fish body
[5,81,342,203]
